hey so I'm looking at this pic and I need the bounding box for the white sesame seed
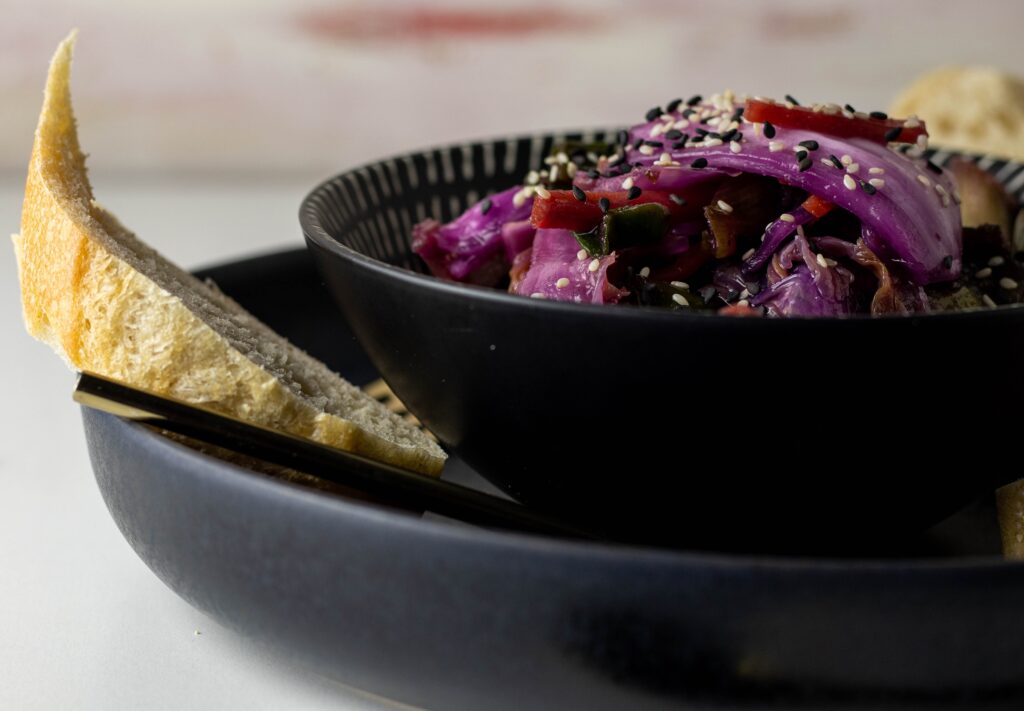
[530,292,546,299]
[655,152,677,166]
[717,200,734,214]
[535,185,551,199]
[846,163,860,174]
[556,152,569,164]
[780,213,795,223]
[512,189,530,208]
[916,175,931,188]
[741,248,755,261]
[587,152,599,163]
[671,293,690,307]
[639,145,655,156]
[975,267,993,279]
[543,156,557,166]
[905,115,920,128]
[577,249,588,261]
[703,139,723,148]
[670,280,690,289]
[820,157,834,167]
[989,255,1006,267]
[826,257,838,267]
[737,299,751,307]
[608,153,622,165]
[868,178,885,189]
[588,258,601,273]
[1000,277,1019,290]
[816,253,829,268]
[548,165,559,183]
[869,167,886,175]
[639,266,651,278]
[940,193,950,207]
[916,134,929,148]
[840,154,852,166]
[739,288,751,299]
[753,123,763,137]
[843,174,857,191]
[555,277,570,289]
[650,124,665,137]
[566,162,578,178]
[983,294,998,308]
[621,177,635,190]
[525,170,540,185]
[673,119,690,130]
[730,141,742,154]
[769,141,785,152]
[935,184,948,197]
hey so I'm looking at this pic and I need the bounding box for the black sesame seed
[926,159,943,174]
[829,154,843,169]
[572,186,586,203]
[798,140,819,151]
[686,94,702,107]
[707,132,722,141]
[665,129,683,140]
[798,157,813,172]
[785,94,800,106]
[725,288,740,302]
[795,150,808,162]
[884,126,902,142]
[732,107,745,121]
[598,197,611,214]
[690,135,704,144]
[942,255,954,270]
[720,128,738,142]
[671,139,688,150]
[762,122,776,139]
[645,106,663,122]
[643,140,664,148]
[844,103,856,114]
[627,186,642,200]
[869,111,888,120]
[616,129,629,146]
[690,157,708,169]
[586,169,600,179]
[669,194,687,206]
[682,108,695,119]
[666,98,683,113]
[861,180,877,195]
[745,281,761,296]
[897,144,911,154]
[632,138,644,151]
[480,198,493,215]
[695,127,709,137]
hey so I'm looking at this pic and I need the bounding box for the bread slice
[13,32,446,477]
[890,66,1024,162]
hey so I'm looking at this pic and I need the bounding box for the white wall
[4,0,1023,178]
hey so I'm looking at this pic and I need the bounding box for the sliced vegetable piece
[531,189,696,233]
[703,175,782,258]
[744,99,928,145]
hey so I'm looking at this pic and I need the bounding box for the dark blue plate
[84,248,1024,710]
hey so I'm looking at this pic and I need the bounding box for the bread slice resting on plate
[12,32,446,477]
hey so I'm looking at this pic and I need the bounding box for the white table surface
[0,174,405,710]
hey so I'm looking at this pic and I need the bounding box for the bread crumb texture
[14,32,445,476]
[890,66,1024,162]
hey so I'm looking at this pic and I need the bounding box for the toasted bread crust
[14,33,445,477]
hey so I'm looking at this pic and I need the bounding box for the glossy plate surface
[85,248,1024,710]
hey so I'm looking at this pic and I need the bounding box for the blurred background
[4,0,1024,183]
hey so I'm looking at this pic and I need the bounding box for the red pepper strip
[719,304,762,317]
[801,194,834,219]
[744,99,928,145]
[530,190,693,233]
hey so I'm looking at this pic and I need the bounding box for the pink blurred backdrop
[4,0,1024,179]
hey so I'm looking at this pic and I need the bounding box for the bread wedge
[13,32,446,477]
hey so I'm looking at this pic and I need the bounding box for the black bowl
[301,133,1024,552]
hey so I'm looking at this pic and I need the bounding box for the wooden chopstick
[73,372,599,542]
